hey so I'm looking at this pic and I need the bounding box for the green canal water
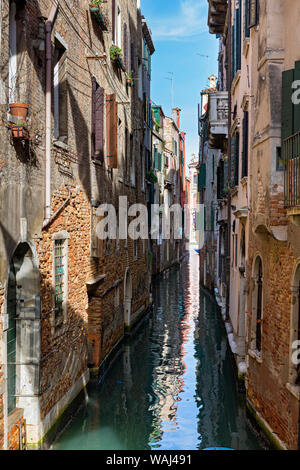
[53,251,262,450]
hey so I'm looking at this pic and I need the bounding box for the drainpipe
[44,2,59,225]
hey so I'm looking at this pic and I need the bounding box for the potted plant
[9,103,29,121]
[90,0,109,30]
[110,46,125,71]
[126,71,133,86]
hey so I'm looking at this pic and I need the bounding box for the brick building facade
[0,0,153,449]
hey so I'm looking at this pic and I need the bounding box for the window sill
[286,382,300,400]
[248,349,262,364]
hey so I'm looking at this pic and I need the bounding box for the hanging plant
[110,46,125,71]
[146,170,158,184]
[126,71,133,86]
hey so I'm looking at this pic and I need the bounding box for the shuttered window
[232,1,241,81]
[106,94,118,168]
[92,78,104,162]
[158,152,162,171]
[242,111,249,177]
[248,0,259,28]
[231,133,240,186]
[131,42,135,72]
[198,163,206,190]
[154,147,158,169]
[244,0,250,38]
[282,69,294,144]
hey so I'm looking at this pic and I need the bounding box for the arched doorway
[124,268,132,328]
[290,264,300,386]
[5,243,40,429]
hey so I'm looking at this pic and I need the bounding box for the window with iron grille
[54,239,65,322]
[53,232,69,328]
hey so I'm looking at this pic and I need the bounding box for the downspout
[44,2,59,225]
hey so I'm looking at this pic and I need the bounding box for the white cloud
[150,0,207,41]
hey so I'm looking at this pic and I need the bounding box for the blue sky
[141,0,219,164]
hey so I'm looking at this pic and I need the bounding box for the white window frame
[116,4,122,49]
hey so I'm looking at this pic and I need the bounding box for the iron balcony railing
[283,131,300,208]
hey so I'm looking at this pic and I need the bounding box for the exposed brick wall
[0,0,151,447]
[247,232,300,449]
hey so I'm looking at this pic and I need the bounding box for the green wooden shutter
[237,1,241,71]
[154,147,158,169]
[231,135,237,186]
[282,69,294,143]
[158,152,162,171]
[198,163,206,190]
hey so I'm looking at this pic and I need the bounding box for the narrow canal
[53,251,262,450]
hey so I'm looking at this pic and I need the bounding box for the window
[141,145,145,191]
[116,4,121,48]
[8,0,27,104]
[232,0,241,81]
[242,111,249,177]
[244,0,250,38]
[54,240,64,320]
[134,239,138,260]
[53,35,68,142]
[130,134,135,185]
[53,232,69,327]
[106,94,118,168]
[92,77,104,162]
[231,133,240,186]
[276,146,284,171]
[247,0,259,29]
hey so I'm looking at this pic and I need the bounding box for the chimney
[172,107,181,129]
[208,74,217,89]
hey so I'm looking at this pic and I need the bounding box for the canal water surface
[53,251,262,450]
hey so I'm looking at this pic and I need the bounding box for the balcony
[208,0,228,35]
[283,132,300,219]
[208,91,228,149]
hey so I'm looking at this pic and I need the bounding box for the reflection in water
[53,252,261,450]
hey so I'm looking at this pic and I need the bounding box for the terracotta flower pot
[9,103,29,121]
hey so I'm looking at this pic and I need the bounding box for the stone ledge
[248,348,262,364]
[286,382,300,400]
